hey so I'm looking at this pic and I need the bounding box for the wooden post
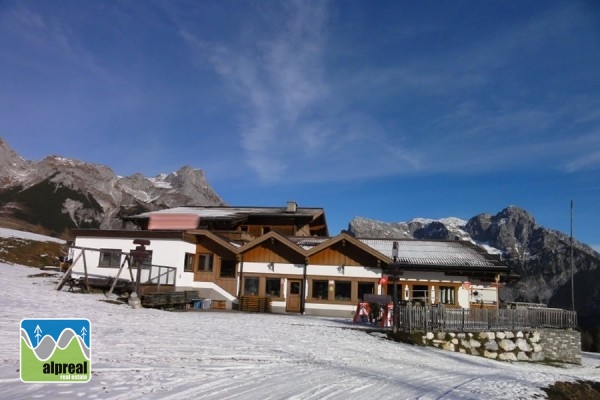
[56,249,83,291]
[106,255,128,297]
[81,250,90,292]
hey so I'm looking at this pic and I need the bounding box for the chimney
[286,201,298,212]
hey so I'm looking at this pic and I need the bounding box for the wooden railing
[57,245,177,296]
[395,304,577,332]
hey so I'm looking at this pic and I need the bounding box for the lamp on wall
[267,262,274,271]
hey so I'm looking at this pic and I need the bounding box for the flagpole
[570,200,575,312]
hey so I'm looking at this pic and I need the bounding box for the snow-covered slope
[1,263,599,399]
[0,227,65,244]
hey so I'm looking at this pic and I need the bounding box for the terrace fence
[394,304,577,333]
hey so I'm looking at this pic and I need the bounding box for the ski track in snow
[1,263,599,399]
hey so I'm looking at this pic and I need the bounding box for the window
[358,282,374,301]
[290,281,301,295]
[184,253,195,272]
[312,280,328,300]
[386,283,403,299]
[439,286,455,305]
[334,281,351,301]
[198,254,213,272]
[266,278,281,297]
[244,277,259,295]
[412,285,428,303]
[99,249,121,268]
[220,259,236,277]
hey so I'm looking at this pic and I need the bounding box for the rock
[426,332,434,340]
[499,339,516,352]
[530,351,545,361]
[530,332,541,343]
[496,331,506,340]
[498,352,517,361]
[469,340,481,348]
[484,350,498,359]
[485,341,499,351]
[516,338,532,352]
[517,352,530,361]
[442,342,455,352]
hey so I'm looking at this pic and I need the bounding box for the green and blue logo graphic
[20,318,91,383]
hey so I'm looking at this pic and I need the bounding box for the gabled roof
[236,231,307,258]
[182,229,240,254]
[305,233,393,264]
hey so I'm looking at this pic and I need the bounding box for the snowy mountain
[0,138,223,236]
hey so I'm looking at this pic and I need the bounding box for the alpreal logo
[20,318,91,383]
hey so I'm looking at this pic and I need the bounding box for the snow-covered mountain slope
[1,262,599,399]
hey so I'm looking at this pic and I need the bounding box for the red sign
[379,277,388,284]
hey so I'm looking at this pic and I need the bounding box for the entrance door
[286,279,302,313]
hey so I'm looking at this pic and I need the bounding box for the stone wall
[420,328,581,364]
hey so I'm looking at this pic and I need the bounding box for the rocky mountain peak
[466,206,537,256]
[0,139,31,184]
[0,138,224,235]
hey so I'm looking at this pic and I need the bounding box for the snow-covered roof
[130,206,323,220]
[359,238,504,269]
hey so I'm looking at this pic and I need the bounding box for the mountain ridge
[0,138,224,237]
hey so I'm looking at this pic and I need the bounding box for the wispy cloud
[179,1,420,183]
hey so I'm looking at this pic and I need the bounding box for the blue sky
[1,1,599,250]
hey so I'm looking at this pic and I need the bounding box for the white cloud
[179,2,423,183]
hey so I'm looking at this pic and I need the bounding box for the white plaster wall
[72,236,195,283]
[242,262,304,276]
[457,287,470,308]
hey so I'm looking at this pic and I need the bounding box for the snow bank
[1,263,599,399]
[0,228,65,244]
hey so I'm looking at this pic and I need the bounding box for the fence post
[408,302,412,333]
